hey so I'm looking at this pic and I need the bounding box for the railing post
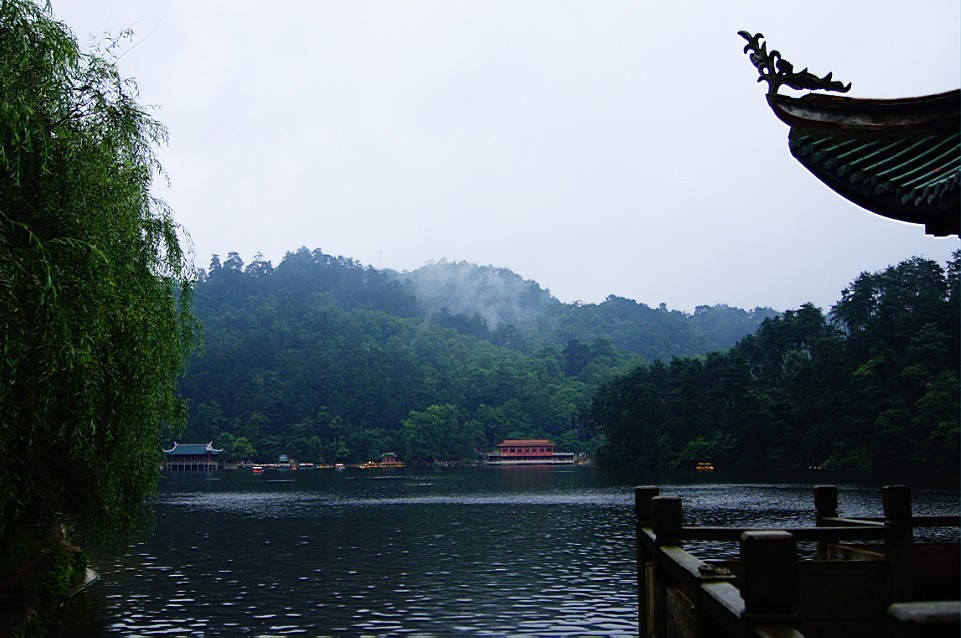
[636,486,660,525]
[814,485,838,559]
[883,485,915,603]
[650,496,683,637]
[651,496,683,545]
[635,486,659,637]
[739,530,799,635]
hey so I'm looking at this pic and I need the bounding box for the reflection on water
[57,467,958,636]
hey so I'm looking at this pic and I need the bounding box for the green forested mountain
[181,248,957,470]
[394,259,777,358]
[179,248,772,464]
[590,255,960,472]
[183,248,631,463]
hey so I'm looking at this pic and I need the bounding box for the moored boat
[358,453,405,469]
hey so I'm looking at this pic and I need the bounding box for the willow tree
[0,1,196,545]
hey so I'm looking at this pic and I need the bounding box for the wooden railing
[635,485,959,637]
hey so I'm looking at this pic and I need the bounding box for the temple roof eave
[738,31,959,236]
[163,441,224,456]
[766,91,960,236]
[767,90,961,135]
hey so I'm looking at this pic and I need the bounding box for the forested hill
[393,259,778,358]
[180,247,775,464]
[590,255,961,472]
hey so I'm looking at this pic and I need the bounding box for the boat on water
[696,462,715,472]
[252,466,264,474]
[335,463,345,471]
[359,452,406,469]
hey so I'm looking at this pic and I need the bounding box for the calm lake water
[58,466,958,636]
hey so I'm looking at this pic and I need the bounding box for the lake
[58,466,958,636]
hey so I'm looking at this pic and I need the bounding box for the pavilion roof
[496,439,555,447]
[163,442,223,456]
[740,31,959,236]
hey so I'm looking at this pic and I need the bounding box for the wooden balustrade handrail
[634,484,959,637]
[688,526,890,543]
[641,518,958,543]
[699,581,745,636]
[818,516,886,527]
[637,524,892,543]
[819,514,961,527]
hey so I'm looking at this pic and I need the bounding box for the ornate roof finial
[738,31,852,96]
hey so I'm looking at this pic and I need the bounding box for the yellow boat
[358,453,406,469]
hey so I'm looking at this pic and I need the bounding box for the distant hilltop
[198,248,779,360]
[388,258,778,358]
[183,247,780,465]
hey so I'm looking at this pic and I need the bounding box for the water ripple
[68,468,957,636]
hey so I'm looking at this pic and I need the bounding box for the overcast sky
[53,1,959,312]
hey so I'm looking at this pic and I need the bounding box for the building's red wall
[500,445,554,457]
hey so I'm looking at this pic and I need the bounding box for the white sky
[52,1,959,312]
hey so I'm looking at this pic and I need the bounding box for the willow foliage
[0,0,196,544]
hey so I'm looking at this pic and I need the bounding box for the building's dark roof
[740,31,960,236]
[163,442,223,456]
[496,439,555,447]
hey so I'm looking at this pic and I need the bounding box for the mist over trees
[590,254,960,472]
[393,259,560,333]
[395,259,777,357]
[180,248,774,463]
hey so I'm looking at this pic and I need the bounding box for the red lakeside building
[487,439,574,465]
